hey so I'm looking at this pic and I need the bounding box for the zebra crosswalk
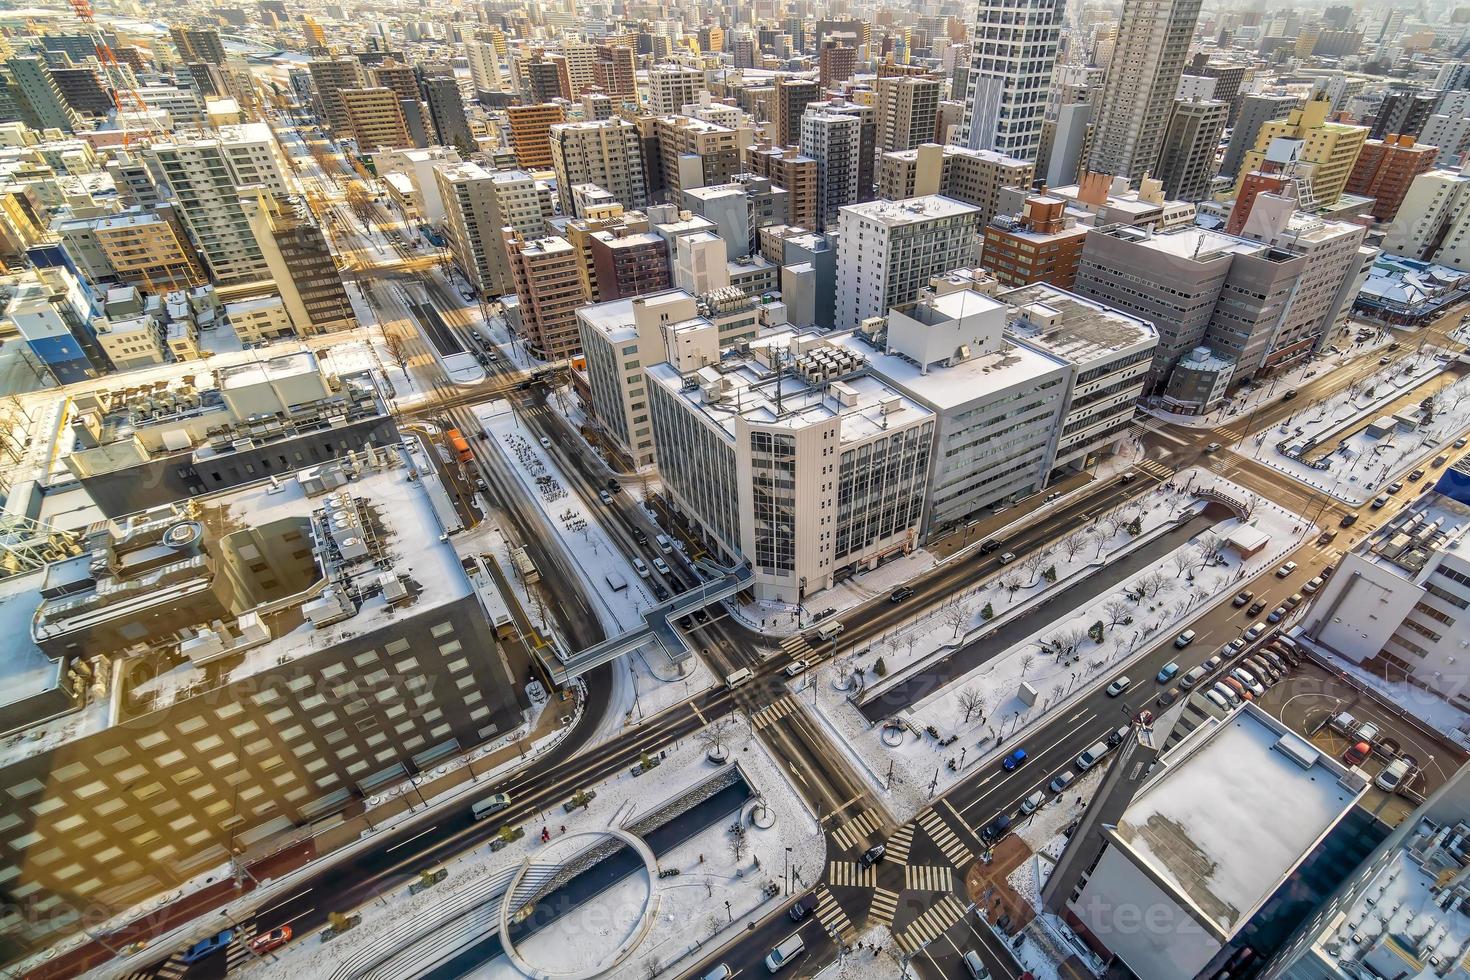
[868,887,900,928]
[904,864,954,892]
[750,694,798,730]
[128,934,255,979]
[814,885,855,940]
[895,894,968,954]
[830,808,882,851]
[827,860,876,887]
[1132,458,1175,481]
[918,808,973,869]
[780,634,813,659]
[883,823,915,866]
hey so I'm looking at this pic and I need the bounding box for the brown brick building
[1345,134,1438,222]
[983,196,1088,289]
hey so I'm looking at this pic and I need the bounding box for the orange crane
[68,0,153,144]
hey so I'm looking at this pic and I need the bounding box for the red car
[1342,741,1371,766]
[248,926,292,954]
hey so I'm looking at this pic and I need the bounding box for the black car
[982,814,1012,842]
[1247,599,1267,616]
[606,478,622,492]
[1282,389,1298,401]
[632,529,648,545]
[1340,513,1359,527]
[788,901,810,922]
[890,586,916,603]
[652,583,669,601]
[860,844,886,867]
[980,539,1003,554]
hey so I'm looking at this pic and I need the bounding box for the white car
[1230,667,1265,697]
[783,660,808,677]
[539,436,552,448]
[1105,676,1132,697]
[652,557,671,576]
[1276,561,1298,578]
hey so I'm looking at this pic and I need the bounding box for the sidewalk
[26,699,574,980]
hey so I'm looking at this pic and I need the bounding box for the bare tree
[958,686,987,724]
[1103,599,1132,629]
[1018,652,1035,676]
[1000,574,1023,596]
[1197,531,1223,561]
[384,332,410,376]
[1021,551,1047,586]
[729,823,748,863]
[1102,511,1125,539]
[1052,626,1087,658]
[942,600,972,638]
[1138,570,1169,599]
[1060,531,1089,561]
[697,718,740,759]
[1172,550,1196,578]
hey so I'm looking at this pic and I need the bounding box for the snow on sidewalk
[806,470,1305,821]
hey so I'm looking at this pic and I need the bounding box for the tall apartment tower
[507,102,567,170]
[1220,93,1301,177]
[342,87,413,150]
[436,163,549,297]
[169,26,226,65]
[308,56,368,134]
[1155,98,1229,201]
[958,0,1063,161]
[421,74,472,149]
[875,75,942,154]
[649,65,705,115]
[805,96,878,202]
[465,40,502,96]
[242,190,356,335]
[745,143,819,231]
[801,110,863,230]
[4,57,80,132]
[1087,0,1204,183]
[148,131,277,285]
[772,75,821,147]
[549,118,648,214]
[503,232,589,358]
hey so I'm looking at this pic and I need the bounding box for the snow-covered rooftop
[1114,703,1366,934]
[1001,283,1158,365]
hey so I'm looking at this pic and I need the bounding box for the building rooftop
[840,194,982,228]
[1000,284,1158,364]
[1103,224,1263,262]
[1357,489,1470,579]
[1115,704,1366,936]
[647,330,932,441]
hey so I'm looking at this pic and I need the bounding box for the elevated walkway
[545,559,752,683]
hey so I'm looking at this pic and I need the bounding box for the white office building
[958,0,1064,161]
[435,163,549,297]
[647,331,934,602]
[834,195,983,331]
[1304,475,1470,711]
[801,108,862,231]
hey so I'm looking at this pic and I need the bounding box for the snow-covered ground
[1236,352,1466,504]
[312,330,435,409]
[1144,325,1397,429]
[476,399,715,735]
[729,549,941,639]
[236,726,822,980]
[807,471,1305,820]
[811,926,906,979]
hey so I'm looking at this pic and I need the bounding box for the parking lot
[1254,657,1465,826]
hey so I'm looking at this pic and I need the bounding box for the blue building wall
[25,334,99,384]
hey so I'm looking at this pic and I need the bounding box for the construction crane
[68,0,154,144]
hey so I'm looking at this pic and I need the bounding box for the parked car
[1180,665,1207,690]
[1247,599,1267,616]
[1409,468,1425,481]
[1211,682,1241,707]
[1174,630,1196,649]
[1049,771,1076,794]
[182,931,234,965]
[1267,605,1287,623]
[1076,741,1111,771]
[1231,668,1265,697]
[1372,494,1390,509]
[1375,758,1412,792]
[1388,481,1405,493]
[1002,748,1029,771]
[788,901,810,922]
[1247,656,1280,682]
[1222,676,1253,702]
[1244,621,1268,641]
[1284,593,1303,609]
[982,814,1012,841]
[1303,576,1324,593]
[1157,686,1181,707]
[1157,662,1180,683]
[1277,561,1298,577]
[1203,655,1224,673]
[962,950,992,980]
[1340,513,1359,527]
[1204,688,1232,711]
[1019,791,1045,815]
[249,928,291,955]
[1342,741,1371,766]
[1233,590,1254,607]
[633,557,650,578]
[1105,676,1133,697]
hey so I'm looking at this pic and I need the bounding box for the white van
[1076,741,1110,771]
[655,533,673,554]
[725,667,755,690]
[632,557,650,578]
[765,933,805,972]
[1375,758,1411,792]
[814,620,845,641]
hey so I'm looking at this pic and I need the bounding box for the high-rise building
[876,142,1034,226]
[587,227,671,301]
[744,143,819,232]
[1087,0,1203,183]
[771,75,820,148]
[241,190,356,335]
[1220,93,1301,177]
[503,232,589,358]
[799,110,864,232]
[549,118,647,214]
[818,42,858,89]
[834,195,983,330]
[1370,87,1438,141]
[804,96,877,202]
[308,56,368,134]
[506,102,567,170]
[92,210,204,294]
[1344,134,1438,221]
[341,87,412,149]
[465,40,502,96]
[420,74,472,149]
[1381,166,1470,270]
[958,0,1063,161]
[648,64,705,115]
[1154,98,1229,202]
[169,25,225,65]
[369,61,420,105]
[437,163,549,297]
[874,75,941,154]
[1231,97,1369,208]
[653,115,750,201]
[594,43,636,98]
[982,195,1088,288]
[4,56,79,132]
